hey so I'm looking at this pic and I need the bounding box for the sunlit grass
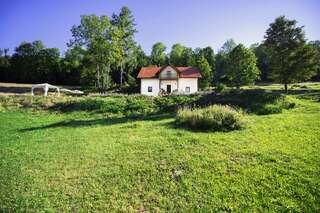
[0,84,319,211]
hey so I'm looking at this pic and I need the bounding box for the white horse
[31,83,84,96]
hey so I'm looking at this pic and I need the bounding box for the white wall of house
[141,78,159,96]
[160,80,178,92]
[178,78,198,94]
[140,77,198,96]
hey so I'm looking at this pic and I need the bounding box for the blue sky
[0,0,319,55]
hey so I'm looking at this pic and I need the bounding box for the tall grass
[176,105,246,131]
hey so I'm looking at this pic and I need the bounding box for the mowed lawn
[0,91,320,211]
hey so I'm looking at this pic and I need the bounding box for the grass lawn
[0,85,320,211]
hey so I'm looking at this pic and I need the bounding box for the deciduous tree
[226,44,260,89]
[196,56,212,89]
[264,16,318,92]
[111,6,137,87]
[150,42,167,66]
[169,43,186,66]
[69,15,114,91]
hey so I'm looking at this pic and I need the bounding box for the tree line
[0,6,319,92]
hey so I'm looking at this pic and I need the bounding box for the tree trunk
[284,83,288,93]
[97,63,100,91]
[120,62,123,88]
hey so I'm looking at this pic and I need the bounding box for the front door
[166,85,171,93]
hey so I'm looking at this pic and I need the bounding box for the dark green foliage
[111,6,138,87]
[195,90,296,115]
[253,96,296,115]
[226,44,260,89]
[195,56,213,89]
[176,105,246,131]
[264,16,319,92]
[214,52,228,84]
[52,96,156,116]
[181,47,196,66]
[150,42,168,66]
[215,83,227,93]
[197,46,215,75]
[251,43,271,81]
[0,48,10,82]
[214,39,237,85]
[309,40,320,80]
[169,43,186,66]
[8,41,62,84]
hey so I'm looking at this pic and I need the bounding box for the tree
[309,40,320,80]
[195,56,212,89]
[221,39,237,54]
[129,45,149,81]
[36,48,61,83]
[61,45,85,85]
[226,44,260,89]
[169,43,186,66]
[251,43,270,81]
[214,52,228,85]
[0,48,10,82]
[264,16,318,92]
[10,41,61,83]
[69,15,114,91]
[150,42,167,66]
[198,47,215,67]
[181,47,196,66]
[197,46,215,83]
[214,39,237,85]
[111,6,138,87]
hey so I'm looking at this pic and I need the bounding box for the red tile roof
[137,66,202,78]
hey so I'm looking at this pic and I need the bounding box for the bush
[253,96,296,115]
[215,83,227,93]
[176,105,246,131]
[281,96,296,109]
[254,104,282,115]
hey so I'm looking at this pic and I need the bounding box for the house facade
[137,66,202,96]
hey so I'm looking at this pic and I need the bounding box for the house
[137,66,202,96]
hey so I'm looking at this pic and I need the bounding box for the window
[185,87,190,93]
[148,86,152,92]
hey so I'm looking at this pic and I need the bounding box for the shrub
[253,96,296,115]
[176,105,246,131]
[124,96,156,116]
[254,104,282,115]
[280,96,296,109]
[215,83,227,93]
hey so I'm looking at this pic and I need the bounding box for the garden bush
[215,83,227,93]
[176,105,246,131]
[253,96,296,115]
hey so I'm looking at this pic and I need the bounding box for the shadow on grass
[164,120,245,133]
[20,114,173,132]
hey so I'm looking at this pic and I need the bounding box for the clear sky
[1,0,319,55]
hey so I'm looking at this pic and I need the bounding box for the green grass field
[0,84,320,212]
